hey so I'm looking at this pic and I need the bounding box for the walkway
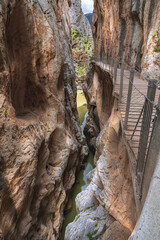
[115,67,158,159]
[94,59,160,198]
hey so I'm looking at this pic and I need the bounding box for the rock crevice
[65,63,137,239]
[0,1,88,239]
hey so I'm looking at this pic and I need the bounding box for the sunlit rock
[0,0,88,239]
[69,0,92,36]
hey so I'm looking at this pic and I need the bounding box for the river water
[60,90,94,239]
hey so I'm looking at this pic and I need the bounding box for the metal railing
[91,54,160,199]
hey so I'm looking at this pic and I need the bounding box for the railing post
[137,79,157,182]
[124,67,135,130]
[119,60,125,103]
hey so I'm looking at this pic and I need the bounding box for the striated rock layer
[65,63,137,239]
[65,0,160,239]
[69,0,92,36]
[93,0,160,79]
[0,0,88,239]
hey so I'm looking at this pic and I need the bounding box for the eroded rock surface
[83,63,114,152]
[65,63,137,239]
[65,1,160,239]
[69,0,92,36]
[0,0,88,239]
[93,0,160,79]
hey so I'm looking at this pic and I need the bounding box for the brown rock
[69,0,92,36]
[93,0,160,78]
[83,62,137,236]
[83,62,114,151]
[67,0,71,7]
[0,0,88,239]
[102,221,131,240]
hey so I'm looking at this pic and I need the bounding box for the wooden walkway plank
[95,61,159,162]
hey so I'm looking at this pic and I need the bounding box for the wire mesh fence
[92,55,160,198]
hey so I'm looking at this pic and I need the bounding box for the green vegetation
[86,233,93,240]
[87,204,95,210]
[71,29,93,86]
[60,30,93,240]
[60,151,94,240]
[101,11,105,17]
[72,30,93,55]
[76,89,86,108]
[152,30,160,53]
[75,215,80,222]
[86,229,98,240]
[78,105,87,125]
[74,63,88,78]
[102,203,106,209]
[77,90,87,125]
[4,109,8,118]
[93,229,98,235]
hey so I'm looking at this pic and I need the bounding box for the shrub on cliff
[71,29,93,86]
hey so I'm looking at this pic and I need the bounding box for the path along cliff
[0,0,160,240]
[65,0,160,239]
[65,63,137,240]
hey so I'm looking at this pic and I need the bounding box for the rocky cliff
[65,63,137,239]
[65,0,160,239]
[64,0,158,238]
[69,0,92,36]
[0,0,88,239]
[71,29,93,87]
[93,0,160,79]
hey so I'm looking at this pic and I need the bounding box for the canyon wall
[69,0,92,36]
[65,0,160,238]
[0,0,88,239]
[93,0,160,79]
[73,0,160,239]
[65,0,160,239]
[65,63,137,239]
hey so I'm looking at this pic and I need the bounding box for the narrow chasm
[60,89,94,239]
[1,0,160,239]
[60,1,137,239]
[63,60,137,240]
[0,1,89,239]
[60,14,95,237]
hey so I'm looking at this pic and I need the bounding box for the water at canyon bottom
[60,90,94,239]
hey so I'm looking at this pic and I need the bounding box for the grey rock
[69,0,92,36]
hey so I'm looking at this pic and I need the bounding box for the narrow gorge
[0,0,160,240]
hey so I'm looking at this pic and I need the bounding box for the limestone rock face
[0,0,88,239]
[65,63,137,239]
[102,221,131,240]
[69,0,92,36]
[65,1,160,239]
[65,204,114,240]
[93,0,160,79]
[83,63,114,152]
